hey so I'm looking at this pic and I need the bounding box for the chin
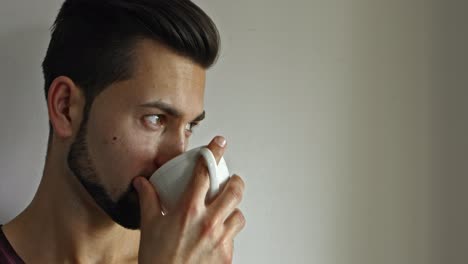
[112,188,142,229]
[77,175,142,229]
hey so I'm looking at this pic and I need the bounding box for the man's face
[67,39,206,229]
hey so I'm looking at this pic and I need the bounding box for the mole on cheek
[112,136,118,141]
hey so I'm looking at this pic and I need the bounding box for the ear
[47,76,85,139]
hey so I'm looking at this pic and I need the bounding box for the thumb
[133,176,162,224]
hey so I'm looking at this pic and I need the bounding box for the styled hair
[42,0,220,105]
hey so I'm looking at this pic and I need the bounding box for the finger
[223,208,246,240]
[209,175,245,222]
[207,135,227,165]
[182,155,211,207]
[182,136,228,206]
[133,176,162,224]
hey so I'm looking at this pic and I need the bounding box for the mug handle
[199,147,220,199]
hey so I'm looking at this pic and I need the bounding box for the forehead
[95,39,206,116]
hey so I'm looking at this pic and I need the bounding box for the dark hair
[42,0,220,107]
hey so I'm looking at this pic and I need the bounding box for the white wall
[1,1,467,264]
[432,2,468,263]
[0,1,59,222]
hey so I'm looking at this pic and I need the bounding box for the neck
[3,149,140,263]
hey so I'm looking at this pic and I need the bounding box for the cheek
[86,121,159,198]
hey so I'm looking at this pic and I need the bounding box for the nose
[153,130,186,168]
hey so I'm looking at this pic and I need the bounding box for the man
[0,0,246,263]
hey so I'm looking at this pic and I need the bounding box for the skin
[2,39,245,263]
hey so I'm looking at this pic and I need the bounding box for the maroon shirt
[0,226,24,264]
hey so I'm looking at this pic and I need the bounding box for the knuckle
[211,145,223,156]
[227,185,243,204]
[185,202,200,218]
[231,175,245,192]
[201,217,217,238]
[179,202,200,229]
[235,210,246,229]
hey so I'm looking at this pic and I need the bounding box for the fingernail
[215,136,226,147]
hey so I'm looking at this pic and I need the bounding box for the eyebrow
[139,100,206,123]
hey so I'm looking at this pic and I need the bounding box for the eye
[143,114,164,129]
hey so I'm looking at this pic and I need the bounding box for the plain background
[0,1,467,264]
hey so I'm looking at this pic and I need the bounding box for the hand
[134,136,246,264]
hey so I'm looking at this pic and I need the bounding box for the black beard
[67,113,141,229]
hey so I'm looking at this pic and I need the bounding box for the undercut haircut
[42,0,220,112]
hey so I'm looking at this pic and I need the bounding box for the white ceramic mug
[150,146,230,213]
